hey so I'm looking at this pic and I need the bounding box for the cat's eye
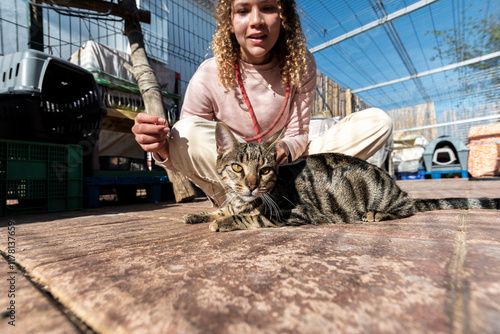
[261,167,271,175]
[232,164,243,173]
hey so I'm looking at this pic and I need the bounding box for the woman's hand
[132,113,170,160]
[275,141,290,165]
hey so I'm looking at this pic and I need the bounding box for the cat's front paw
[362,211,375,222]
[209,221,220,232]
[209,219,239,232]
[362,211,390,222]
[183,213,209,224]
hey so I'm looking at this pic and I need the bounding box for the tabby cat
[183,123,500,232]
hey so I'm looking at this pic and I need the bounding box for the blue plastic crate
[83,172,169,208]
[396,168,426,180]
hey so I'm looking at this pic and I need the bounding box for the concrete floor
[0,178,499,334]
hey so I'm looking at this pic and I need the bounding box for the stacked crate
[0,50,105,214]
[467,123,500,178]
[0,140,83,216]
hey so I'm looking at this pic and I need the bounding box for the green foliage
[429,13,499,69]
[428,11,500,95]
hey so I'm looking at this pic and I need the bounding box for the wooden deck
[1,178,499,333]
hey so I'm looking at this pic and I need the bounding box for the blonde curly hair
[212,0,310,91]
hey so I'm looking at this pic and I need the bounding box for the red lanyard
[234,61,290,143]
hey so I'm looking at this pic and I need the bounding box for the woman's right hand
[132,113,170,160]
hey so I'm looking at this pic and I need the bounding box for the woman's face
[231,0,281,65]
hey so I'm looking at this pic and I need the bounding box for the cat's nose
[246,175,258,191]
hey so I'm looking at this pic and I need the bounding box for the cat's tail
[414,198,500,212]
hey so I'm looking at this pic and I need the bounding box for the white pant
[166,108,393,205]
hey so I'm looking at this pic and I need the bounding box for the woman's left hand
[275,141,290,165]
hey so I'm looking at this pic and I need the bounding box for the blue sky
[296,0,499,114]
[1,0,497,119]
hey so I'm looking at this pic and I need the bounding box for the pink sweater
[180,54,317,161]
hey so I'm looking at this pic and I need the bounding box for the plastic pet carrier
[0,50,106,148]
[423,135,469,179]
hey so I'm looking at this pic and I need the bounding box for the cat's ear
[263,128,286,150]
[215,122,239,156]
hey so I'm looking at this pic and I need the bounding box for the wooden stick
[122,0,196,203]
[345,88,352,116]
[42,0,196,202]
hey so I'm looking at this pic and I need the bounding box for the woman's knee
[362,108,393,134]
[170,116,215,148]
[171,116,202,141]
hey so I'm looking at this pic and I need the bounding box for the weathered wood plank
[0,258,80,333]
[1,181,499,333]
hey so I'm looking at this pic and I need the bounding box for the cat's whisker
[210,183,237,208]
[262,193,281,222]
[268,201,280,222]
[280,195,296,208]
[205,185,234,208]
[219,195,231,208]
[220,195,236,210]
[261,195,273,220]
[261,194,273,220]
[221,189,238,206]
[212,187,229,199]
[265,193,285,222]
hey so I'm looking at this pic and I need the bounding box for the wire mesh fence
[0,0,215,96]
[1,0,499,145]
[383,64,500,143]
[299,0,500,144]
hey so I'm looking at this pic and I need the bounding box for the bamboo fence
[312,71,371,119]
[312,71,440,143]
[387,102,438,140]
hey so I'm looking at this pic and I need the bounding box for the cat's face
[218,143,278,202]
[215,123,281,203]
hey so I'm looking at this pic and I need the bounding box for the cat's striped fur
[183,123,500,232]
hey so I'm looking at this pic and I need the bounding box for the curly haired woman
[132,0,393,206]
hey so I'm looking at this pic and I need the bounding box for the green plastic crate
[0,139,83,216]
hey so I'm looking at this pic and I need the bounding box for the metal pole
[395,115,500,133]
[352,51,500,93]
[309,0,441,54]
